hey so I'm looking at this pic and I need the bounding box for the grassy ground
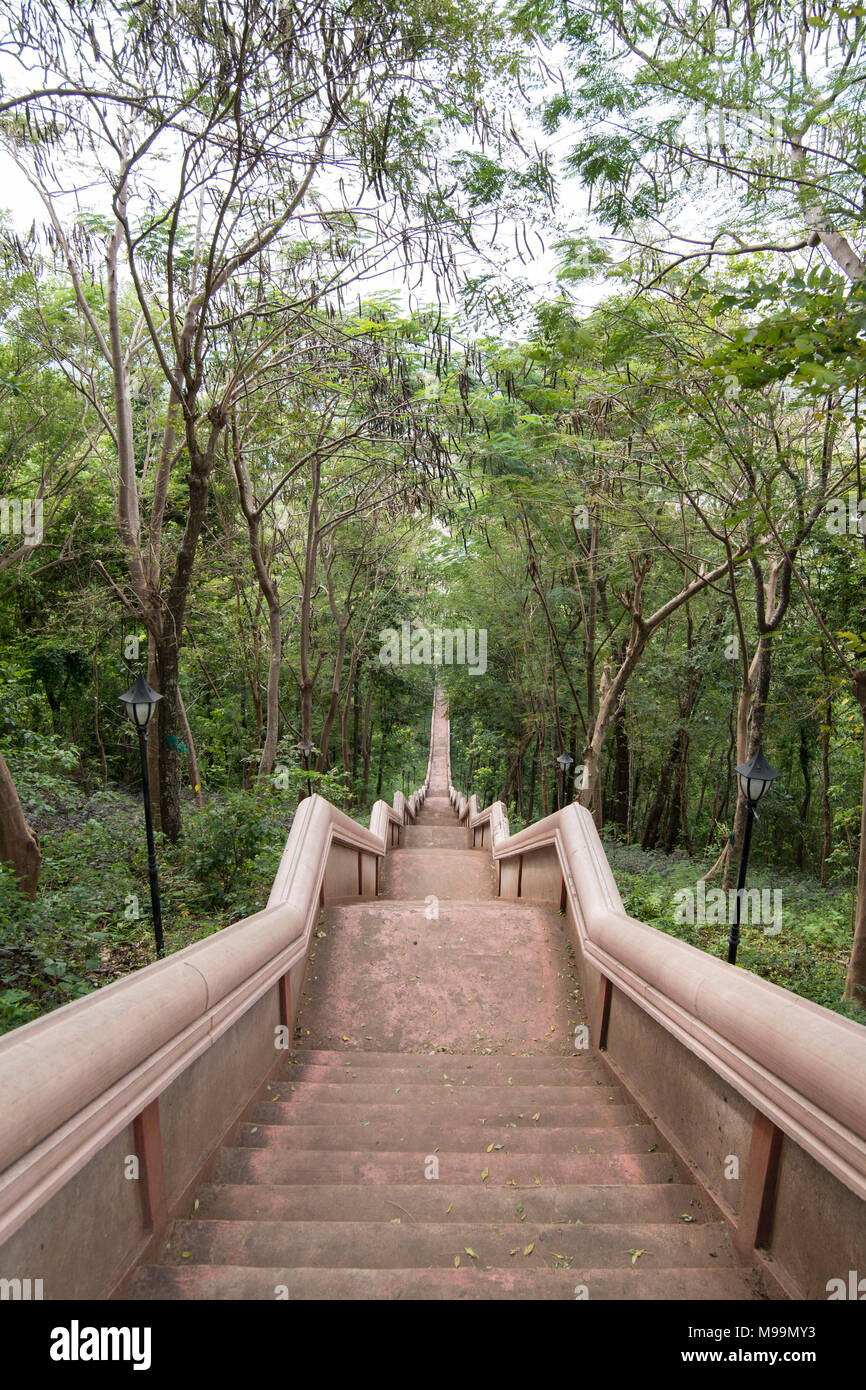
[602,834,865,1025]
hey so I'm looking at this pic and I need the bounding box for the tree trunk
[843,671,866,1007]
[316,622,349,772]
[642,731,685,849]
[177,687,205,809]
[155,632,182,842]
[361,686,373,802]
[375,725,388,799]
[526,736,538,821]
[725,633,773,889]
[607,703,630,828]
[0,750,40,899]
[255,570,281,782]
[795,723,811,871]
[820,653,833,886]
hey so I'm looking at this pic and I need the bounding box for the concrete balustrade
[0,755,430,1299]
[453,775,866,1299]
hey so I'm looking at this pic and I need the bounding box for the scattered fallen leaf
[523,1243,534,1256]
[628,1248,647,1265]
[481,1167,489,1182]
[454,1255,460,1267]
[464,1247,478,1259]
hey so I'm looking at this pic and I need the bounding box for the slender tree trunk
[642,732,682,849]
[146,642,161,831]
[820,652,833,886]
[351,671,361,784]
[92,657,108,792]
[361,687,373,802]
[795,724,811,871]
[375,725,388,799]
[0,750,40,899]
[177,688,204,809]
[607,700,630,828]
[725,634,773,889]
[843,671,866,1006]
[316,623,349,772]
[527,737,538,821]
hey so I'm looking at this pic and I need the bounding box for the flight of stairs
[128,1046,762,1299]
[127,707,765,1300]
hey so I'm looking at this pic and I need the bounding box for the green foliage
[179,790,292,915]
[608,840,865,1024]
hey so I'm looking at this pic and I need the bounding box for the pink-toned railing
[450,719,866,1299]
[0,740,432,1298]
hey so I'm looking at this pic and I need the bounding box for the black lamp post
[297,738,314,799]
[556,750,574,810]
[119,673,164,959]
[726,746,779,965]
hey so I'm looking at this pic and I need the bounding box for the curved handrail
[448,742,866,1205]
[0,769,426,1248]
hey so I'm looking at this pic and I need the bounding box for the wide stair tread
[128,1264,762,1300]
[154,1216,740,1270]
[377,848,496,900]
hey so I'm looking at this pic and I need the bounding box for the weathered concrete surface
[127,694,765,1301]
[131,1264,763,1300]
[377,850,497,900]
[295,901,580,1054]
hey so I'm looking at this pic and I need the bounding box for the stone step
[128,1263,762,1300]
[378,849,496,899]
[191,1182,710,1225]
[401,826,469,848]
[281,1049,599,1076]
[263,1082,619,1107]
[212,1147,680,1186]
[157,1218,738,1270]
[249,1101,638,1128]
[237,1122,658,1154]
[273,1063,611,1088]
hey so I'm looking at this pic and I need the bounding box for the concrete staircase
[127,710,764,1300]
